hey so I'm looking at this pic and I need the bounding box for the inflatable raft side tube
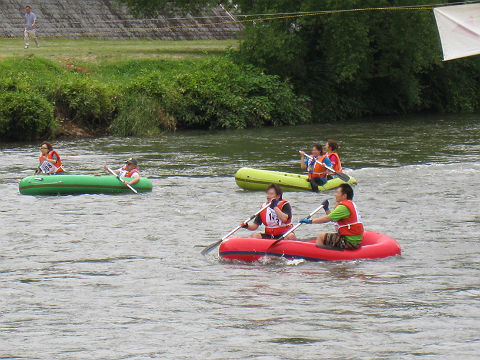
[235,167,356,192]
[19,175,153,195]
[19,183,152,191]
[219,250,343,262]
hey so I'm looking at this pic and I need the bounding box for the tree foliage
[238,0,480,119]
[236,0,445,119]
[0,77,56,141]
[119,0,480,120]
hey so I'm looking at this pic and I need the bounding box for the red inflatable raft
[219,231,401,262]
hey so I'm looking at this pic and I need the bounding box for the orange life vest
[327,152,343,173]
[39,150,63,173]
[259,200,293,236]
[307,154,328,179]
[119,167,139,178]
[336,200,364,236]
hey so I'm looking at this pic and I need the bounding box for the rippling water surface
[1,114,479,359]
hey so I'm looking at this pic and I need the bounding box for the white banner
[433,4,480,61]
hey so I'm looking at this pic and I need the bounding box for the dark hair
[327,140,339,152]
[25,5,31,9]
[339,183,354,200]
[312,144,324,155]
[266,183,283,199]
[41,141,53,152]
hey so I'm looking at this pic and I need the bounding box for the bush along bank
[0,56,311,140]
[0,79,56,141]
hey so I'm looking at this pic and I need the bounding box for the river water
[1,114,479,359]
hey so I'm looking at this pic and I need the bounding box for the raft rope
[2,1,480,39]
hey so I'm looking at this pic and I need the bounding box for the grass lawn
[0,38,238,63]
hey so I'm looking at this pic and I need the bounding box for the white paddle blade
[201,201,273,256]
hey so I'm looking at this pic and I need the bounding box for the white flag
[433,4,480,61]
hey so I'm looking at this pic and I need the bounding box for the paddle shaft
[301,151,350,182]
[106,166,138,194]
[201,201,273,255]
[269,203,325,247]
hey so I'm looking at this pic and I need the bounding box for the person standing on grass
[24,5,39,49]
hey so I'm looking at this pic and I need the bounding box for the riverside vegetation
[0,46,309,140]
[2,0,480,141]
[121,1,480,115]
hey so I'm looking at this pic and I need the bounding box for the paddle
[300,151,350,182]
[105,166,138,194]
[268,203,326,248]
[201,200,273,256]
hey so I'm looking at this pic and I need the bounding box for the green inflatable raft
[235,167,356,192]
[19,174,153,195]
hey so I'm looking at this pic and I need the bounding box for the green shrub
[1,56,309,135]
[423,58,480,113]
[126,57,311,130]
[0,77,25,92]
[0,57,65,96]
[112,94,176,136]
[53,76,115,128]
[0,89,56,141]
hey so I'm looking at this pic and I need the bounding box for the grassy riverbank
[0,38,238,61]
[0,39,309,140]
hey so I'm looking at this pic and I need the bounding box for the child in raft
[36,141,64,174]
[105,158,141,186]
[300,144,332,192]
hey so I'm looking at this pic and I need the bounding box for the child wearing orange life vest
[300,144,332,192]
[36,141,64,174]
[241,183,296,240]
[300,183,364,250]
[104,158,140,186]
[325,139,343,176]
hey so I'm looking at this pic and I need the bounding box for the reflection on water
[0,114,479,359]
